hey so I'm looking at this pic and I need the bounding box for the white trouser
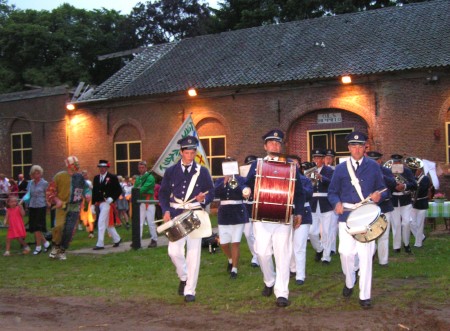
[96,202,121,247]
[253,221,292,299]
[168,236,201,296]
[391,204,412,249]
[244,221,258,264]
[330,212,339,252]
[410,208,426,247]
[290,224,311,281]
[139,203,157,241]
[377,212,392,265]
[311,209,334,262]
[339,222,375,301]
[309,205,323,254]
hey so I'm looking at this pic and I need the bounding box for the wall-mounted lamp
[66,103,76,111]
[187,88,197,97]
[341,75,352,84]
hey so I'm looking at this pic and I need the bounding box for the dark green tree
[130,0,213,45]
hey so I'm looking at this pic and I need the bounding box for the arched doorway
[288,108,368,164]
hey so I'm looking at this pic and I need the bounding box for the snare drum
[252,159,296,224]
[156,210,201,242]
[346,204,388,243]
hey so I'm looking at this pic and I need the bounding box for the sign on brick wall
[317,113,342,124]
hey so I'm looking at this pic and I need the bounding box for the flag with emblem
[152,114,210,177]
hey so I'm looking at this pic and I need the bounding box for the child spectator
[3,195,31,256]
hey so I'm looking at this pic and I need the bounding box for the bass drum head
[346,204,380,228]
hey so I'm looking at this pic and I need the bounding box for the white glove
[106,197,114,204]
[90,205,96,215]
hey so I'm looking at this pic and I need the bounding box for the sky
[10,0,219,14]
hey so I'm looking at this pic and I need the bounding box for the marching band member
[390,154,417,254]
[241,155,259,268]
[214,158,249,279]
[328,132,388,309]
[409,164,430,248]
[324,149,339,256]
[244,129,304,308]
[290,162,314,285]
[91,160,123,250]
[366,151,396,266]
[309,148,334,264]
[158,136,214,302]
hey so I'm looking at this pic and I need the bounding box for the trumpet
[228,174,238,189]
[302,162,318,186]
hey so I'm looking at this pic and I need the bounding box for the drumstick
[343,188,388,211]
[159,191,211,219]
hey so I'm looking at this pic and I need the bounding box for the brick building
[0,1,449,193]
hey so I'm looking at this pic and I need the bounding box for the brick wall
[1,72,449,196]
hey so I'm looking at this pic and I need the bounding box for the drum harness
[343,160,388,211]
[171,164,204,210]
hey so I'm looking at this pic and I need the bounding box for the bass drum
[346,203,388,243]
[252,159,296,224]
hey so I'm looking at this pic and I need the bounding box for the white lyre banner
[152,114,210,177]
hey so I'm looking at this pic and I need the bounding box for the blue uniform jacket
[328,157,388,223]
[413,174,430,210]
[310,165,334,213]
[214,175,248,225]
[298,174,313,225]
[391,166,417,207]
[245,158,305,216]
[379,165,396,213]
[159,160,215,218]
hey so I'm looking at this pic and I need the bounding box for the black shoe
[322,260,330,265]
[343,285,353,298]
[404,245,412,254]
[44,243,51,252]
[230,271,237,279]
[296,279,304,285]
[184,295,195,303]
[227,262,232,273]
[148,240,157,248]
[394,248,401,253]
[315,250,323,262]
[290,271,296,278]
[422,236,427,243]
[379,263,389,267]
[359,299,372,309]
[331,250,336,256]
[178,281,186,296]
[251,262,259,268]
[262,285,274,297]
[276,297,289,307]
[112,239,122,248]
[93,246,104,250]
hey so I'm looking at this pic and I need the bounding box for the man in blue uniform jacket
[159,135,214,303]
[328,132,388,309]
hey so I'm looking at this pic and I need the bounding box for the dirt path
[1,291,449,331]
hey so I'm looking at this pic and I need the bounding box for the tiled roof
[81,0,450,102]
[0,86,67,103]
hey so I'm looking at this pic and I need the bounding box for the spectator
[27,165,51,255]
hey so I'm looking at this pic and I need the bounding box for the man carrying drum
[328,132,388,309]
[159,136,214,303]
[244,129,304,308]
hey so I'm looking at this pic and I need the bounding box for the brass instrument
[382,159,407,184]
[403,156,424,170]
[228,175,238,189]
[303,162,318,186]
[403,157,423,203]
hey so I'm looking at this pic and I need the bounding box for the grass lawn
[1,212,449,313]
